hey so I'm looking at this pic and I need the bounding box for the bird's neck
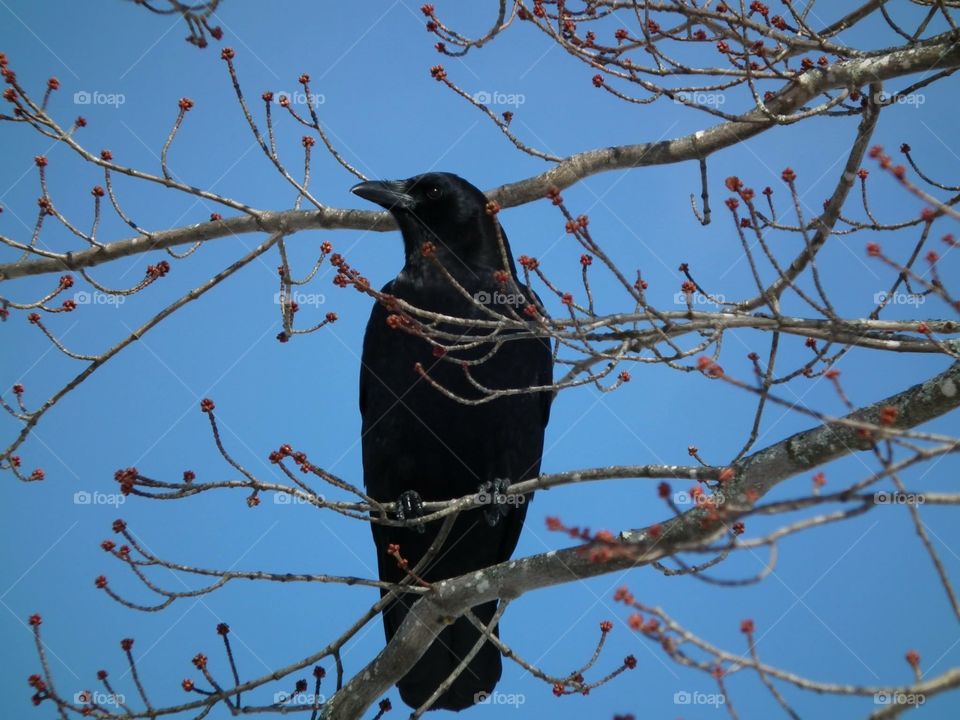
[398,220,515,280]
[399,248,493,289]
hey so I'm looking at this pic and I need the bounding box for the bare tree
[4,1,960,718]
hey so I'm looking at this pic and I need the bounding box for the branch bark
[322,360,960,719]
[3,35,958,281]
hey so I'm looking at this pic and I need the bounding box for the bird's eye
[425,186,443,200]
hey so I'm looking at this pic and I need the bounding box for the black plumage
[352,172,553,711]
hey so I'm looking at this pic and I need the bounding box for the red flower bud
[878,405,898,425]
[724,176,742,192]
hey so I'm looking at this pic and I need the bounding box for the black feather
[355,172,553,711]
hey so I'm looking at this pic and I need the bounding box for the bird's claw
[396,490,426,534]
[478,478,512,527]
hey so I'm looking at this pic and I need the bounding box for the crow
[352,172,553,712]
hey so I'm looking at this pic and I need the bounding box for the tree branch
[323,360,960,719]
[3,35,958,281]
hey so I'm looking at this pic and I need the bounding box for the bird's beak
[351,180,415,211]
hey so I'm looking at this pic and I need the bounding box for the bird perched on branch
[352,172,553,712]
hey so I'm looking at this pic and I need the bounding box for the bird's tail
[386,598,502,712]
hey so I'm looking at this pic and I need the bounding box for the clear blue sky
[1,2,958,718]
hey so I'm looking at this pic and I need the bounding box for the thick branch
[3,36,958,281]
[0,209,384,281]
[324,360,960,719]
[488,36,960,205]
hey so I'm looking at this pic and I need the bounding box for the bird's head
[351,172,511,272]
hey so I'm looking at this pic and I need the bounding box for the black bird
[352,173,553,712]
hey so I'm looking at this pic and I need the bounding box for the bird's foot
[478,478,512,527]
[396,490,426,534]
